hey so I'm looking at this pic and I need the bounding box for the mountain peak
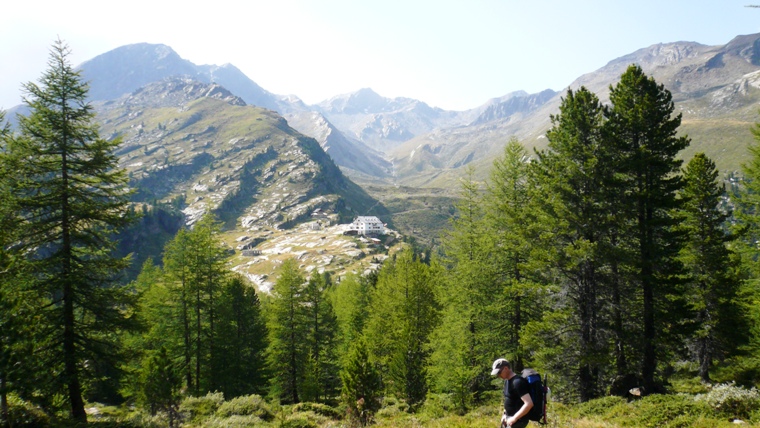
[79,43,198,101]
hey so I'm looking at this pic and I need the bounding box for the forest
[2,42,760,428]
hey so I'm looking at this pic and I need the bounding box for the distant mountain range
[6,33,760,252]
[77,34,760,191]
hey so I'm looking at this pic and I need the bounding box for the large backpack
[521,369,548,424]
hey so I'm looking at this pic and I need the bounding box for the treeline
[2,41,760,427]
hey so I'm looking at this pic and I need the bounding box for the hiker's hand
[506,416,518,426]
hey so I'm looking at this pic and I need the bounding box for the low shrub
[695,382,760,419]
[418,393,456,419]
[575,395,627,417]
[622,394,710,428]
[292,402,342,419]
[216,394,275,421]
[202,414,264,427]
[179,391,224,422]
[5,394,50,427]
[281,414,319,428]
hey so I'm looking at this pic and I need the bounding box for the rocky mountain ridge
[92,77,395,288]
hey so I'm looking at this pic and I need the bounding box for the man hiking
[492,358,533,427]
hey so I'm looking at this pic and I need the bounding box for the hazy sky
[2,0,760,111]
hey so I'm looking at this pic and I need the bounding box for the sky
[2,0,760,111]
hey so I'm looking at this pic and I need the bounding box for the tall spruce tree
[735,120,760,382]
[605,64,689,391]
[4,40,136,421]
[680,153,746,382]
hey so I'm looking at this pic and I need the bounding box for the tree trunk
[1,375,8,428]
[61,150,87,422]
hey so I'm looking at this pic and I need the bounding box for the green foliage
[680,153,746,382]
[695,382,760,419]
[340,337,382,426]
[624,394,710,428]
[291,401,342,419]
[266,258,309,403]
[3,39,137,421]
[280,414,318,428]
[365,249,440,408]
[201,414,265,427]
[178,391,224,422]
[3,394,50,428]
[534,87,614,400]
[574,395,627,417]
[216,394,275,420]
[301,271,340,402]
[214,274,268,397]
[137,347,181,422]
[330,273,372,363]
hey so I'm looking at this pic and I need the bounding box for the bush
[575,395,627,417]
[179,391,224,422]
[292,402,342,419]
[5,394,50,427]
[695,382,760,419]
[281,414,318,428]
[623,394,709,428]
[216,394,275,421]
[202,414,264,427]
[418,393,456,419]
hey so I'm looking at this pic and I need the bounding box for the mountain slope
[96,78,388,231]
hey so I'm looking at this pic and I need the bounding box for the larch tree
[302,271,339,402]
[365,249,439,409]
[428,166,494,410]
[158,214,230,396]
[4,40,136,421]
[266,258,309,403]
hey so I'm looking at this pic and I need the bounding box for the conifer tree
[266,259,309,403]
[680,153,746,382]
[534,87,612,400]
[215,274,268,397]
[486,139,543,372]
[605,64,689,391]
[365,249,439,408]
[330,273,373,363]
[428,167,492,409]
[302,272,339,402]
[340,337,381,426]
[139,347,181,427]
[158,215,230,396]
[4,40,136,421]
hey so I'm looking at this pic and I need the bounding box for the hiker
[492,358,533,427]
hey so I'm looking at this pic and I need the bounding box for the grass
[12,383,760,427]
